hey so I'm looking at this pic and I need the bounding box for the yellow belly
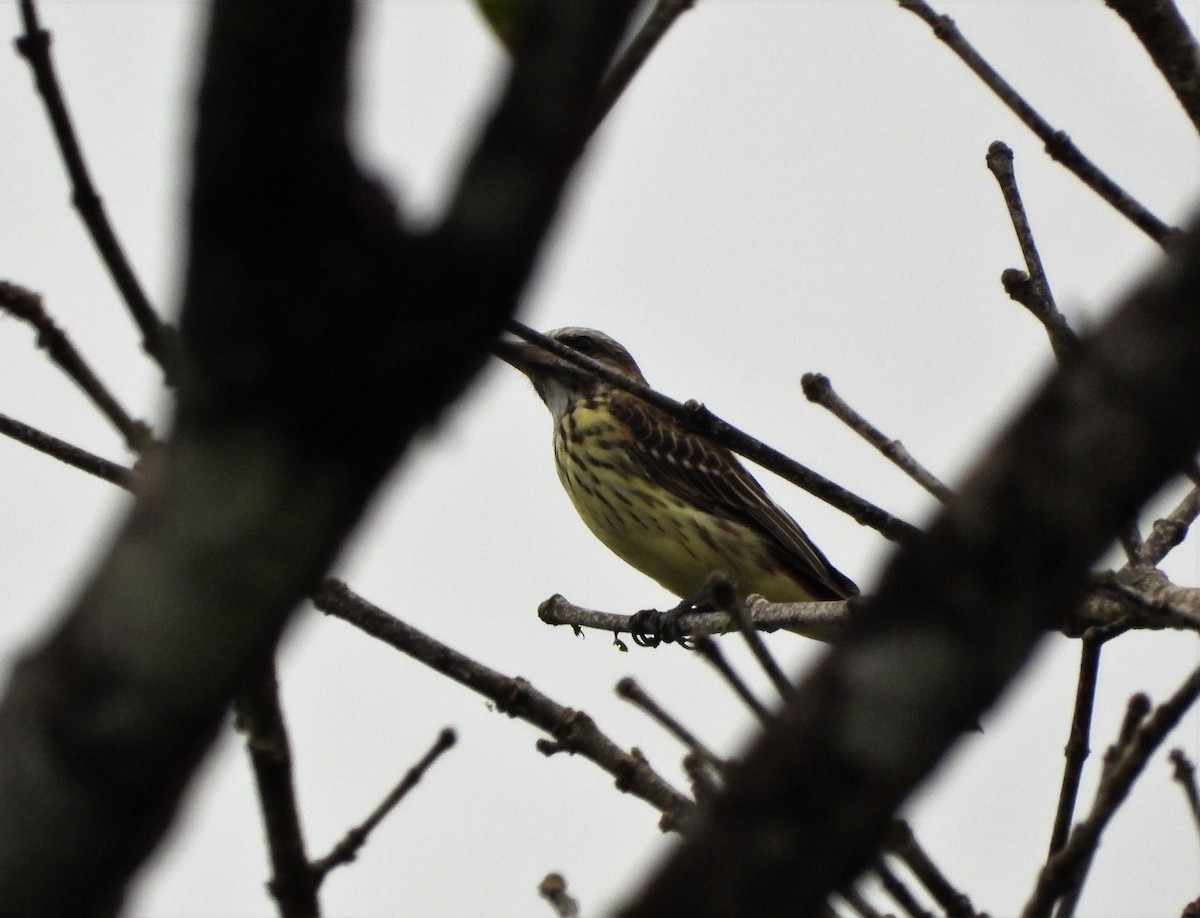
[552,406,814,604]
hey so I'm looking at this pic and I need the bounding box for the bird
[496,327,858,640]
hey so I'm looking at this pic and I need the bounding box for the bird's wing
[607,394,859,599]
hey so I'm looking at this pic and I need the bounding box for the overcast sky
[2,2,1199,915]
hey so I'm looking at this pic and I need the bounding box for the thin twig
[310,728,457,880]
[1168,748,1200,843]
[692,636,772,724]
[897,0,1176,244]
[0,282,154,452]
[315,579,695,832]
[1104,0,1200,137]
[589,0,695,135]
[538,873,580,918]
[1135,485,1200,566]
[538,593,852,638]
[1023,666,1200,918]
[0,410,133,489]
[873,858,935,918]
[838,885,885,918]
[1047,630,1107,855]
[801,372,952,502]
[727,591,793,700]
[683,752,722,805]
[985,142,1079,363]
[504,320,918,542]
[14,0,177,374]
[887,820,978,918]
[233,659,319,918]
[1099,575,1200,632]
[615,677,724,769]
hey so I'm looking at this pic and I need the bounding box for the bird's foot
[629,602,695,648]
[629,577,736,648]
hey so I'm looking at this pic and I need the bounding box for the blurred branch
[1135,484,1200,566]
[616,677,724,770]
[0,281,154,452]
[14,0,178,374]
[1023,666,1200,917]
[623,214,1200,916]
[237,657,456,913]
[897,0,1176,244]
[0,2,639,913]
[0,410,133,489]
[873,858,935,918]
[693,637,772,724]
[1063,569,1200,635]
[505,320,919,542]
[1104,0,1200,137]
[728,590,794,700]
[538,872,580,918]
[801,372,952,502]
[233,660,318,918]
[315,579,696,832]
[885,821,978,918]
[589,0,695,134]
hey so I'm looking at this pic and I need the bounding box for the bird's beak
[492,338,561,378]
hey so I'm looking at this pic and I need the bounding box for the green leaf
[474,0,536,53]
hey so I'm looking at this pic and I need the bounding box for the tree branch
[622,213,1200,917]
[0,2,637,913]
[315,579,695,832]
[14,0,178,374]
[897,0,1176,244]
[1105,0,1200,137]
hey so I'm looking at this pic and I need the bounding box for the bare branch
[538,872,580,918]
[590,0,696,134]
[538,592,853,637]
[315,579,695,831]
[13,1,177,374]
[985,142,1079,363]
[310,728,457,880]
[728,590,794,701]
[1105,0,1200,137]
[623,214,1200,916]
[1168,748,1200,843]
[693,637,772,725]
[801,372,952,502]
[616,677,724,770]
[0,2,640,912]
[1023,667,1200,917]
[873,858,935,918]
[1047,632,1106,855]
[233,660,318,918]
[0,410,133,489]
[897,0,1176,244]
[1136,484,1200,566]
[838,885,886,918]
[0,281,154,452]
[886,820,978,918]
[1064,569,1200,635]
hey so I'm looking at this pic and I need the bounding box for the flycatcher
[499,328,864,638]
[497,327,857,638]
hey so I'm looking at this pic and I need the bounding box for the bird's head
[496,327,648,422]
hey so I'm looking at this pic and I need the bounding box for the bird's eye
[571,336,598,354]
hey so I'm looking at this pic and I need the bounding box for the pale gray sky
[2,2,1198,915]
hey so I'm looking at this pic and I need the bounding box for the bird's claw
[629,601,698,648]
